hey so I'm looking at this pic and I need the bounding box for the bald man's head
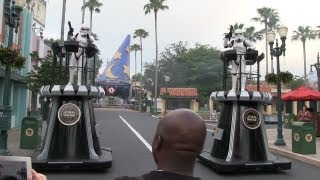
[152,109,206,175]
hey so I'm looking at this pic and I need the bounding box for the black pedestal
[32,85,111,170]
[198,91,291,173]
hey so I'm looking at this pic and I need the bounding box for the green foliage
[224,23,263,43]
[291,26,317,42]
[82,0,103,12]
[265,71,294,84]
[143,42,225,106]
[0,47,25,69]
[43,38,59,46]
[265,73,277,84]
[130,44,141,51]
[132,73,142,82]
[285,75,307,89]
[144,0,169,15]
[26,51,68,92]
[252,7,280,31]
[133,29,149,39]
[280,71,294,83]
[291,26,317,78]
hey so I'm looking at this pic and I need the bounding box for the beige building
[159,88,198,116]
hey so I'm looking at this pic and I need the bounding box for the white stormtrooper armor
[223,29,255,91]
[67,24,94,85]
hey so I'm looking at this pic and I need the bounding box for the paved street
[8,108,320,179]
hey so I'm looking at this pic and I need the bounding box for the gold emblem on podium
[305,133,313,143]
[293,133,300,142]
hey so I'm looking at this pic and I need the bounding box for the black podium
[198,50,291,173]
[32,41,112,170]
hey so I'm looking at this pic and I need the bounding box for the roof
[246,83,291,97]
[160,88,198,97]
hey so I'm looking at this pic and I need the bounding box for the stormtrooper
[67,24,94,85]
[223,29,255,91]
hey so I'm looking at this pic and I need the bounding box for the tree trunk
[265,22,269,74]
[303,41,306,79]
[140,37,143,76]
[82,0,85,24]
[154,12,158,112]
[90,10,93,31]
[60,0,67,45]
[139,37,143,112]
[135,50,137,102]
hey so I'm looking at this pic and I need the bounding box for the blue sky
[44,0,320,79]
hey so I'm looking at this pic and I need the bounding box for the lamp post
[310,53,320,91]
[151,81,155,111]
[0,0,23,155]
[267,26,288,146]
[164,75,170,115]
[32,23,44,39]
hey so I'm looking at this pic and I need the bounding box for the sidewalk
[5,123,320,168]
[267,128,320,168]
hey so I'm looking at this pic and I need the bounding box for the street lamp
[310,53,320,91]
[267,25,288,146]
[32,23,44,39]
[164,75,170,115]
[0,0,23,155]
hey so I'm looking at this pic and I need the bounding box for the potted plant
[0,47,25,69]
[265,71,293,84]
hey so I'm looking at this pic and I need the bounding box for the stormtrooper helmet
[234,29,245,42]
[80,24,90,37]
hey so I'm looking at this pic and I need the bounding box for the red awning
[281,86,320,101]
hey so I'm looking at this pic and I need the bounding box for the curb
[269,146,320,168]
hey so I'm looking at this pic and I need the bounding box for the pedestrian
[297,105,312,122]
[115,108,207,180]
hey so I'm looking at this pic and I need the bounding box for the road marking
[119,115,152,152]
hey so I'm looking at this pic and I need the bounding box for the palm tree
[144,0,169,111]
[225,23,263,42]
[133,29,149,76]
[82,0,86,24]
[244,26,263,43]
[243,26,263,81]
[82,0,103,31]
[291,26,317,79]
[131,44,141,102]
[316,26,320,38]
[233,23,245,31]
[133,29,149,111]
[252,7,280,74]
[60,0,67,45]
[224,23,244,36]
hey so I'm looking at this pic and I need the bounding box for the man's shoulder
[114,171,201,180]
[144,171,201,180]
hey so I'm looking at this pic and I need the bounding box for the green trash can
[283,113,297,129]
[20,117,42,149]
[292,122,316,154]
